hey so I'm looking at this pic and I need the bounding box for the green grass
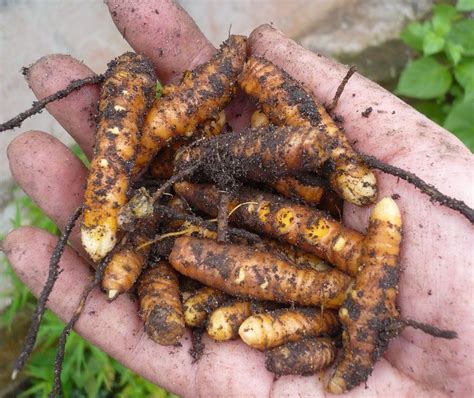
[0,148,177,398]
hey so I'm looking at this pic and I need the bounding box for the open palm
[4,1,473,396]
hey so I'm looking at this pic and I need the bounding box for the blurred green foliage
[0,146,177,398]
[396,1,474,150]
[155,80,163,99]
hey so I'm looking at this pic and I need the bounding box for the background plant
[396,0,474,150]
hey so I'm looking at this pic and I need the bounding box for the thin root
[137,227,201,251]
[0,75,104,133]
[217,192,230,242]
[361,154,474,224]
[151,163,201,203]
[326,65,357,113]
[228,201,259,217]
[383,318,457,341]
[12,206,83,380]
[189,327,206,363]
[155,204,261,242]
[49,254,111,398]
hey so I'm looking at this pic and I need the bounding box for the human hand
[3,0,473,396]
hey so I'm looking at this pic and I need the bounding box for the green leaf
[464,80,474,101]
[457,0,474,11]
[444,41,463,65]
[454,58,474,87]
[18,381,50,398]
[396,57,452,99]
[444,99,474,151]
[423,31,445,55]
[447,19,474,56]
[432,4,458,36]
[449,83,464,99]
[71,143,90,168]
[155,80,163,99]
[401,21,431,51]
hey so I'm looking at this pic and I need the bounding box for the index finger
[106,0,215,84]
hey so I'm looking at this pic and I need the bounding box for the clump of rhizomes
[3,38,465,397]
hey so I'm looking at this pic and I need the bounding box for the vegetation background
[396,1,474,150]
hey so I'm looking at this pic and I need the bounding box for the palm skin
[3,1,473,397]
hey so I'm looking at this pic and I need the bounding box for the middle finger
[8,130,87,254]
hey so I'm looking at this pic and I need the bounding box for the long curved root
[169,237,352,308]
[133,35,247,175]
[81,52,156,261]
[327,197,402,394]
